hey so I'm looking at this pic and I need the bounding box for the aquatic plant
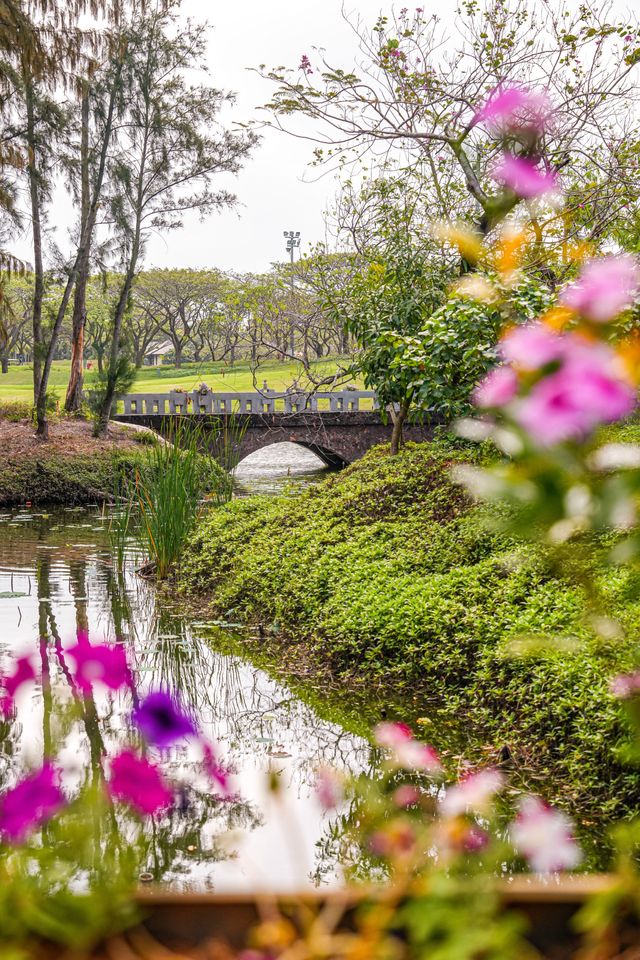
[129,422,232,579]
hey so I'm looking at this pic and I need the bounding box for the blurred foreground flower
[560,255,640,324]
[108,749,172,815]
[440,768,504,817]
[67,634,130,694]
[474,85,552,134]
[374,722,441,772]
[510,796,581,873]
[133,691,196,748]
[514,342,635,445]
[202,741,232,797]
[0,763,64,843]
[492,154,558,199]
[610,672,640,698]
[315,764,343,810]
[0,655,36,716]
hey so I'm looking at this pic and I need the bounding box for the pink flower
[375,722,441,772]
[0,655,36,716]
[369,820,415,857]
[515,344,635,445]
[393,785,421,808]
[510,796,581,873]
[474,86,552,133]
[610,672,640,698]
[463,825,489,853]
[395,740,441,772]
[315,765,343,810]
[473,366,518,408]
[108,749,172,816]
[560,255,640,323]
[0,764,64,843]
[66,637,130,694]
[374,722,413,748]
[440,769,504,817]
[499,324,564,370]
[492,154,559,199]
[299,54,313,74]
[202,741,232,797]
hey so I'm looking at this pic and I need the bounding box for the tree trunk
[25,82,45,419]
[390,400,409,456]
[1,357,8,374]
[36,56,124,436]
[65,93,91,415]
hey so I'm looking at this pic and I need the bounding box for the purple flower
[492,154,559,199]
[474,86,552,134]
[0,655,36,716]
[473,366,518,408]
[560,255,640,323]
[510,796,581,873]
[66,637,130,694]
[108,749,172,816]
[133,691,196,748]
[299,54,313,74]
[0,764,64,843]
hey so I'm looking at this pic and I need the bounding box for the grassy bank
[0,417,228,507]
[180,438,640,826]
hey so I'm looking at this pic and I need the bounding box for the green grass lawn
[0,358,361,402]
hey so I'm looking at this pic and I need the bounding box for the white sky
[14,0,637,275]
[152,0,404,274]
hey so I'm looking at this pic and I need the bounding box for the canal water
[0,444,382,892]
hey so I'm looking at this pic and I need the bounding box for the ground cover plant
[181,437,640,828]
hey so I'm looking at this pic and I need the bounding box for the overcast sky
[15,0,637,276]
[157,0,406,274]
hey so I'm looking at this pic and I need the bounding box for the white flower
[440,769,504,817]
[510,796,581,873]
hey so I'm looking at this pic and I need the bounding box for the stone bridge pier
[114,411,437,468]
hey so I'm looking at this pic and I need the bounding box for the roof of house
[145,340,173,357]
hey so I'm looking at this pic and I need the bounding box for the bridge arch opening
[233,442,334,496]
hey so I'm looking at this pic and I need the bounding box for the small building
[144,340,173,367]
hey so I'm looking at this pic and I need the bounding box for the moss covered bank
[180,439,640,826]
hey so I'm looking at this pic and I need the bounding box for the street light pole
[283,230,300,358]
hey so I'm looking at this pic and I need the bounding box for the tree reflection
[0,506,382,888]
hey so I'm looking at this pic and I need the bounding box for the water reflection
[233,442,330,496]
[0,507,376,891]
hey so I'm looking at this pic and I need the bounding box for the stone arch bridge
[114,389,436,468]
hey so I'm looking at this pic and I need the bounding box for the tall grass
[115,422,230,579]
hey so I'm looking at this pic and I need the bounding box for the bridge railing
[119,389,379,416]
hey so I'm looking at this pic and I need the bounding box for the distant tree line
[0,258,355,376]
[0,0,257,436]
